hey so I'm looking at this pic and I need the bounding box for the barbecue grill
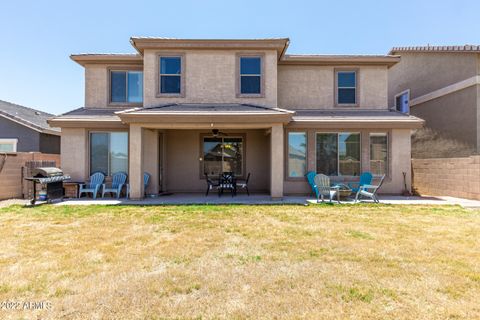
[24,167,71,204]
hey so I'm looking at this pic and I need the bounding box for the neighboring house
[388,45,480,152]
[49,37,423,199]
[0,100,60,154]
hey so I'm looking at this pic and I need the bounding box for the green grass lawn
[0,204,479,319]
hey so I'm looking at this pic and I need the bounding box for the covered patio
[117,104,294,199]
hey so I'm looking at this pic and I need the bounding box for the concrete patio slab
[52,193,480,208]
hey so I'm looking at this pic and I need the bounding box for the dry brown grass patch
[0,204,479,319]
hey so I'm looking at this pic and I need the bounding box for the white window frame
[0,138,18,152]
[315,132,361,176]
[394,89,410,113]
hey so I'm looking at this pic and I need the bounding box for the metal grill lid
[32,167,63,177]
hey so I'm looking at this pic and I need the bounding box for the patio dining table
[217,172,237,197]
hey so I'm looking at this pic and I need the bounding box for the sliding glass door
[316,132,361,176]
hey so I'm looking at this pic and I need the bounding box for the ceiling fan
[211,129,228,137]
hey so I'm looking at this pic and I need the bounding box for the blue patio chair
[348,172,373,193]
[79,172,105,199]
[355,175,386,203]
[314,174,340,203]
[126,172,151,198]
[305,171,319,198]
[144,172,151,192]
[102,172,127,199]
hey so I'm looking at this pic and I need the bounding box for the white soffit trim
[411,75,480,106]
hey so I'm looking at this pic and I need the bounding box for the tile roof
[0,100,60,134]
[292,109,423,122]
[58,107,125,117]
[389,45,480,54]
[118,103,293,115]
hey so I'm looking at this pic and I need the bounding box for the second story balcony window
[110,70,143,104]
[159,56,183,95]
[238,56,263,96]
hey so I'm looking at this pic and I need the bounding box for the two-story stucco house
[49,37,423,199]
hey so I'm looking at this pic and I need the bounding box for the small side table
[63,182,81,198]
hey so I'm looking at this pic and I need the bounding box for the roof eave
[117,112,293,125]
[280,55,401,67]
[129,37,290,59]
[289,118,424,129]
[70,54,143,66]
[48,117,125,128]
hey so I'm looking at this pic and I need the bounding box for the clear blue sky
[1,0,479,115]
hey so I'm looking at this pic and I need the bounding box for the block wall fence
[412,156,480,200]
[0,152,61,200]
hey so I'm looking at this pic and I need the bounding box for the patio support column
[129,124,144,199]
[361,131,370,173]
[143,129,159,195]
[270,124,284,199]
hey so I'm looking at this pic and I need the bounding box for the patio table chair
[102,172,127,199]
[354,175,386,203]
[79,172,105,199]
[236,172,251,196]
[305,171,319,198]
[205,173,219,196]
[126,172,151,198]
[314,174,340,204]
[218,172,236,197]
[348,172,373,193]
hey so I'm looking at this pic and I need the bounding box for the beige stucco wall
[143,49,278,107]
[59,125,412,196]
[388,52,478,107]
[411,85,478,147]
[277,65,388,109]
[60,128,87,181]
[162,129,270,193]
[384,129,411,194]
[85,65,108,108]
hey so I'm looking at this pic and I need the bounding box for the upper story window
[395,90,410,113]
[110,70,143,104]
[336,70,357,106]
[239,56,263,96]
[159,56,183,95]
